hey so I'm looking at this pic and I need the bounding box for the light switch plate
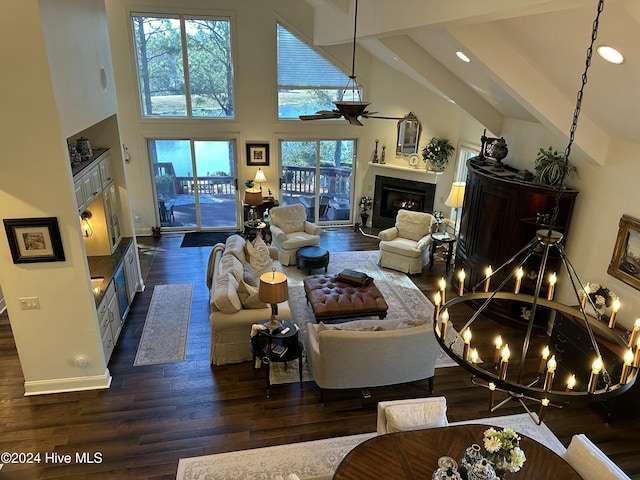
[19,297,40,309]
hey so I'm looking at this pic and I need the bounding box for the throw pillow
[237,280,267,309]
[243,261,260,287]
[224,234,246,263]
[246,235,272,272]
[213,272,242,314]
[219,253,244,283]
[384,402,448,433]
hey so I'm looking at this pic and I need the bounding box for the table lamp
[244,188,263,226]
[259,269,289,332]
[254,168,267,192]
[445,181,466,235]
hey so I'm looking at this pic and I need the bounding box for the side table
[429,233,457,273]
[244,220,268,242]
[250,320,303,397]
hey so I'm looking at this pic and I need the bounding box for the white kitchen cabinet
[99,153,113,188]
[123,242,138,305]
[104,183,121,251]
[98,281,120,363]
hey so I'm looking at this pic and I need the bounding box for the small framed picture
[4,217,65,264]
[246,142,270,166]
[607,214,640,290]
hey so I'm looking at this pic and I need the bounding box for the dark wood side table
[296,246,330,274]
[333,424,581,480]
[250,320,303,397]
[429,232,457,272]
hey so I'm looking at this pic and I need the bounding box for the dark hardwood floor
[1,227,639,479]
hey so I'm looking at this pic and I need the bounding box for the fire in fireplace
[372,176,436,230]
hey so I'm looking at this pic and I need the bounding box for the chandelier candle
[538,346,550,374]
[463,328,472,361]
[440,309,449,339]
[538,398,550,422]
[543,355,557,392]
[484,266,492,292]
[434,292,441,321]
[514,267,524,294]
[588,358,603,394]
[566,374,576,391]
[609,299,620,328]
[621,349,634,384]
[439,277,447,304]
[629,318,640,347]
[633,338,640,368]
[458,269,465,296]
[494,335,503,366]
[547,272,557,300]
[499,345,510,380]
[581,285,590,308]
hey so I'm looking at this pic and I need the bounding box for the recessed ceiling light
[456,51,470,63]
[597,45,624,64]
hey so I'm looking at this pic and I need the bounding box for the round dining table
[333,424,581,479]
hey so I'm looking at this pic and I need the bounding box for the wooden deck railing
[165,165,351,200]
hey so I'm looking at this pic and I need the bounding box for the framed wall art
[246,142,270,166]
[607,214,640,290]
[4,217,65,264]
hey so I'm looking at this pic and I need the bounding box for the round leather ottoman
[296,246,330,274]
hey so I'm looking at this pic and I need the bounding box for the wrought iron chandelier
[434,0,637,424]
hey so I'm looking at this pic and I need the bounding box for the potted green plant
[422,137,455,172]
[533,147,577,187]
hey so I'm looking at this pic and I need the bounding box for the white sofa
[206,234,291,365]
[269,203,322,265]
[304,318,440,395]
[378,210,436,274]
[562,434,630,479]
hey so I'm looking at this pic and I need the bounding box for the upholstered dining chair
[269,203,322,265]
[376,396,448,435]
[378,209,436,274]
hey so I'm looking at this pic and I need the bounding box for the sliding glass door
[150,139,239,230]
[280,139,355,225]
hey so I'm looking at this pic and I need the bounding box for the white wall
[0,0,113,394]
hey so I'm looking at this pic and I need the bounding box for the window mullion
[180,16,193,116]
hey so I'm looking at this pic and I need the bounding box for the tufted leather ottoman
[303,274,388,323]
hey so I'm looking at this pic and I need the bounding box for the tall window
[132,14,234,118]
[276,23,354,119]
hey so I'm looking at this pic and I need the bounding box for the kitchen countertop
[87,237,133,305]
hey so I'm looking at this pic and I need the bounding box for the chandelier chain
[549,0,605,231]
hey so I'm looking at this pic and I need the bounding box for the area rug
[270,251,464,384]
[133,283,193,366]
[180,231,239,248]
[175,413,564,480]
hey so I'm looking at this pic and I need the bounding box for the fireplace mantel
[367,162,443,184]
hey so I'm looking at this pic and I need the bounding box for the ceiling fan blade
[345,115,364,126]
[364,114,405,120]
[299,111,341,121]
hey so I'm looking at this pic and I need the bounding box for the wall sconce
[80,210,93,238]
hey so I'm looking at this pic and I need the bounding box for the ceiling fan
[299,0,401,126]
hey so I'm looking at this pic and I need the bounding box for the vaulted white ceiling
[304,0,640,165]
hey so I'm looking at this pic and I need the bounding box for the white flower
[484,436,502,453]
[508,447,526,472]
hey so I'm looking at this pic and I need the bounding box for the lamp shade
[244,189,263,207]
[259,271,289,304]
[445,182,466,209]
[254,168,267,184]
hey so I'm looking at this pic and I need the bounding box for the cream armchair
[378,210,435,274]
[269,203,322,265]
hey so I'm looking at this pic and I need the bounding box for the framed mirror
[396,112,421,155]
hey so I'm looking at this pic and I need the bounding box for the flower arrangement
[579,282,617,310]
[422,136,455,171]
[359,196,373,214]
[483,427,526,473]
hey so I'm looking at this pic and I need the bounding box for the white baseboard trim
[24,369,112,396]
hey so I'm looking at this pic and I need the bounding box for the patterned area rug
[175,413,565,480]
[268,251,462,384]
[133,283,193,366]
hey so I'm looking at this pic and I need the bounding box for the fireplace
[372,176,436,230]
